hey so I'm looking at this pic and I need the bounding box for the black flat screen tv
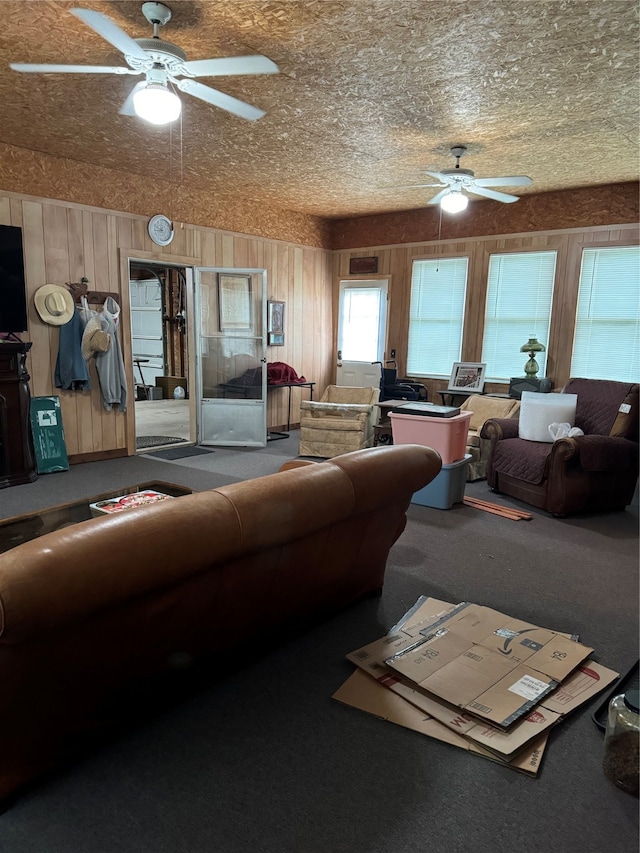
[0,224,28,333]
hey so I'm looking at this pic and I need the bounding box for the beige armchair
[299,385,381,458]
[459,395,520,481]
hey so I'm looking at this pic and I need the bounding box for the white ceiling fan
[407,146,533,212]
[9,2,279,125]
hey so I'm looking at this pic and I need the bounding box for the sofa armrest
[480,417,520,441]
[551,434,639,472]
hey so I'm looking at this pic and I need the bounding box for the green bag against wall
[29,396,69,473]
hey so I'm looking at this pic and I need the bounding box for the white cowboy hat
[81,315,111,360]
[34,284,75,326]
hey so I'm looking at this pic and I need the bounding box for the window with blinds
[571,246,640,382]
[407,257,469,376]
[482,251,557,381]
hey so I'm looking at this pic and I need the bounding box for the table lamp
[520,336,545,377]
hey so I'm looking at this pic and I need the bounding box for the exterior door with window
[336,279,388,388]
[194,267,267,446]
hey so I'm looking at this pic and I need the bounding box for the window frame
[569,243,640,382]
[481,248,558,383]
[406,254,471,378]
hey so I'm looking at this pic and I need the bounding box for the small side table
[374,401,397,446]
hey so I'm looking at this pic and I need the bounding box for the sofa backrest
[322,385,380,406]
[459,395,520,432]
[0,444,439,645]
[563,378,639,439]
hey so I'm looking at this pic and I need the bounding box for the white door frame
[336,277,389,387]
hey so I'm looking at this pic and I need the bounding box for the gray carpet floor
[1,435,638,852]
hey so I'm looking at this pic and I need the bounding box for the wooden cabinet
[0,342,37,489]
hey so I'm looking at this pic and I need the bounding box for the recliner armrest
[481,417,520,441]
[552,434,640,472]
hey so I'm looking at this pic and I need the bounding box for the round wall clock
[148,214,174,246]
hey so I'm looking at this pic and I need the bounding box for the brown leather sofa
[481,378,639,516]
[0,444,441,806]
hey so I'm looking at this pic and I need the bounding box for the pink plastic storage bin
[389,410,472,464]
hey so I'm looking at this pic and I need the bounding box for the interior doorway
[129,261,193,450]
[336,278,389,387]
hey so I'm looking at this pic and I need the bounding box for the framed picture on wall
[267,300,285,346]
[447,362,486,393]
[218,273,252,332]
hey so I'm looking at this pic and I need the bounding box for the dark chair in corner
[481,378,639,516]
[375,360,428,402]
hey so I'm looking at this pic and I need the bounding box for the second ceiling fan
[408,146,533,212]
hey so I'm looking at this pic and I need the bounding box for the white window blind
[571,246,640,382]
[407,257,468,376]
[482,251,556,381]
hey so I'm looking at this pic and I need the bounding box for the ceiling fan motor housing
[441,167,475,178]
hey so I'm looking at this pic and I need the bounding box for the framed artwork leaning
[447,362,486,393]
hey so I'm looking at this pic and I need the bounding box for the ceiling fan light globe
[133,83,181,125]
[440,190,468,213]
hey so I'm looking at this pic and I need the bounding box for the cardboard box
[333,669,549,776]
[90,490,173,517]
[384,601,593,728]
[390,410,472,464]
[344,596,617,761]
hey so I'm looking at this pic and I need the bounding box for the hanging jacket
[95,296,127,412]
[55,307,90,391]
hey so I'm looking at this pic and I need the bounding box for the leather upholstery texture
[0,443,441,804]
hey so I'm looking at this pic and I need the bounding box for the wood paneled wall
[332,223,640,399]
[0,191,334,460]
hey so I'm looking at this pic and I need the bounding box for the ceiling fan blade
[423,170,450,182]
[473,175,533,188]
[182,56,279,78]
[427,188,454,206]
[119,81,146,116]
[70,7,148,61]
[175,78,265,121]
[468,186,521,203]
[10,63,138,75]
[398,183,446,190]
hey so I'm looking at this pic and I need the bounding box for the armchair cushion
[299,385,381,458]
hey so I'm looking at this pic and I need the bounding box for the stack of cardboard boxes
[334,597,618,776]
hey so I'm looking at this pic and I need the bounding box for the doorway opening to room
[336,278,389,387]
[129,261,192,451]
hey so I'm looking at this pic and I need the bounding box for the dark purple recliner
[481,378,639,516]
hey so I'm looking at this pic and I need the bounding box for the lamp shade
[440,190,468,213]
[133,83,182,125]
[520,336,546,353]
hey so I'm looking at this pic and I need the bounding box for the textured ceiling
[1,0,638,219]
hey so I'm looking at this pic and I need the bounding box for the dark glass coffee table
[0,481,193,554]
